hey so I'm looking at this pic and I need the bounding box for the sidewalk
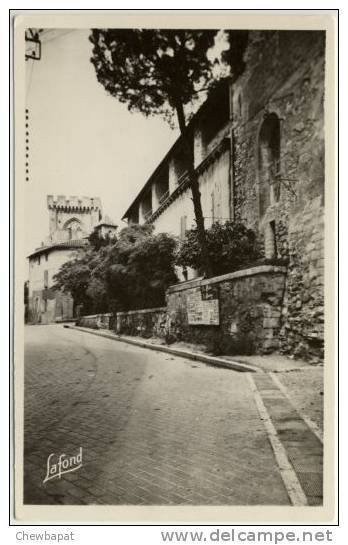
[68,325,324,435]
[69,325,258,373]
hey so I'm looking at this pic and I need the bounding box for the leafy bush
[53,224,178,315]
[176,221,260,277]
[205,331,256,356]
[99,225,178,311]
[164,332,177,345]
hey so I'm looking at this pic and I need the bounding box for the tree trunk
[175,100,213,278]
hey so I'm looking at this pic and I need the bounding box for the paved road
[23,325,320,506]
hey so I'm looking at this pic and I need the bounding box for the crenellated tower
[46,195,102,243]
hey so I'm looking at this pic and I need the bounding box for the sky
[25,29,179,255]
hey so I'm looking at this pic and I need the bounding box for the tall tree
[89,29,222,276]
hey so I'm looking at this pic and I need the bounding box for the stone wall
[77,267,286,355]
[115,307,167,338]
[78,313,113,330]
[78,308,167,338]
[279,196,324,361]
[166,265,287,355]
[231,30,325,361]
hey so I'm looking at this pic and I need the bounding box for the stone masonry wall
[232,30,325,361]
[78,308,167,338]
[78,267,287,356]
[166,266,287,355]
[78,313,113,330]
[115,307,167,338]
[279,197,324,360]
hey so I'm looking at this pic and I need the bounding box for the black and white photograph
[13,11,336,523]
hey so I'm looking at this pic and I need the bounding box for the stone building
[94,215,118,240]
[27,195,102,324]
[122,30,325,361]
[123,81,232,281]
[231,30,325,360]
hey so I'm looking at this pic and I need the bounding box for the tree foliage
[221,30,249,79]
[95,224,178,311]
[89,29,226,277]
[52,224,178,315]
[90,29,218,122]
[89,29,250,278]
[53,221,260,316]
[52,249,98,315]
[88,228,116,251]
[176,221,260,277]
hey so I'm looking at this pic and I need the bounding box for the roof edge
[27,239,89,259]
[122,78,231,220]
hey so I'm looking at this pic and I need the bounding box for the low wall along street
[79,265,291,357]
[166,265,287,355]
[78,307,168,339]
[116,307,167,338]
[78,313,113,330]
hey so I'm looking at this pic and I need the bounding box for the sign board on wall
[187,285,220,325]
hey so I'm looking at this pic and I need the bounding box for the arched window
[63,218,83,240]
[258,113,281,217]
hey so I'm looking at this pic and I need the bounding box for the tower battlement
[47,195,102,238]
[47,195,102,212]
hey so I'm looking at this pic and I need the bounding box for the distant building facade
[27,195,102,324]
[123,30,325,360]
[94,215,118,240]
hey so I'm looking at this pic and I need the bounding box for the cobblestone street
[24,325,322,506]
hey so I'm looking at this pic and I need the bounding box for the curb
[67,325,259,373]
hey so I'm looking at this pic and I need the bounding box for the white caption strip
[246,374,308,506]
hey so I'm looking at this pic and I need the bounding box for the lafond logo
[43,447,83,483]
